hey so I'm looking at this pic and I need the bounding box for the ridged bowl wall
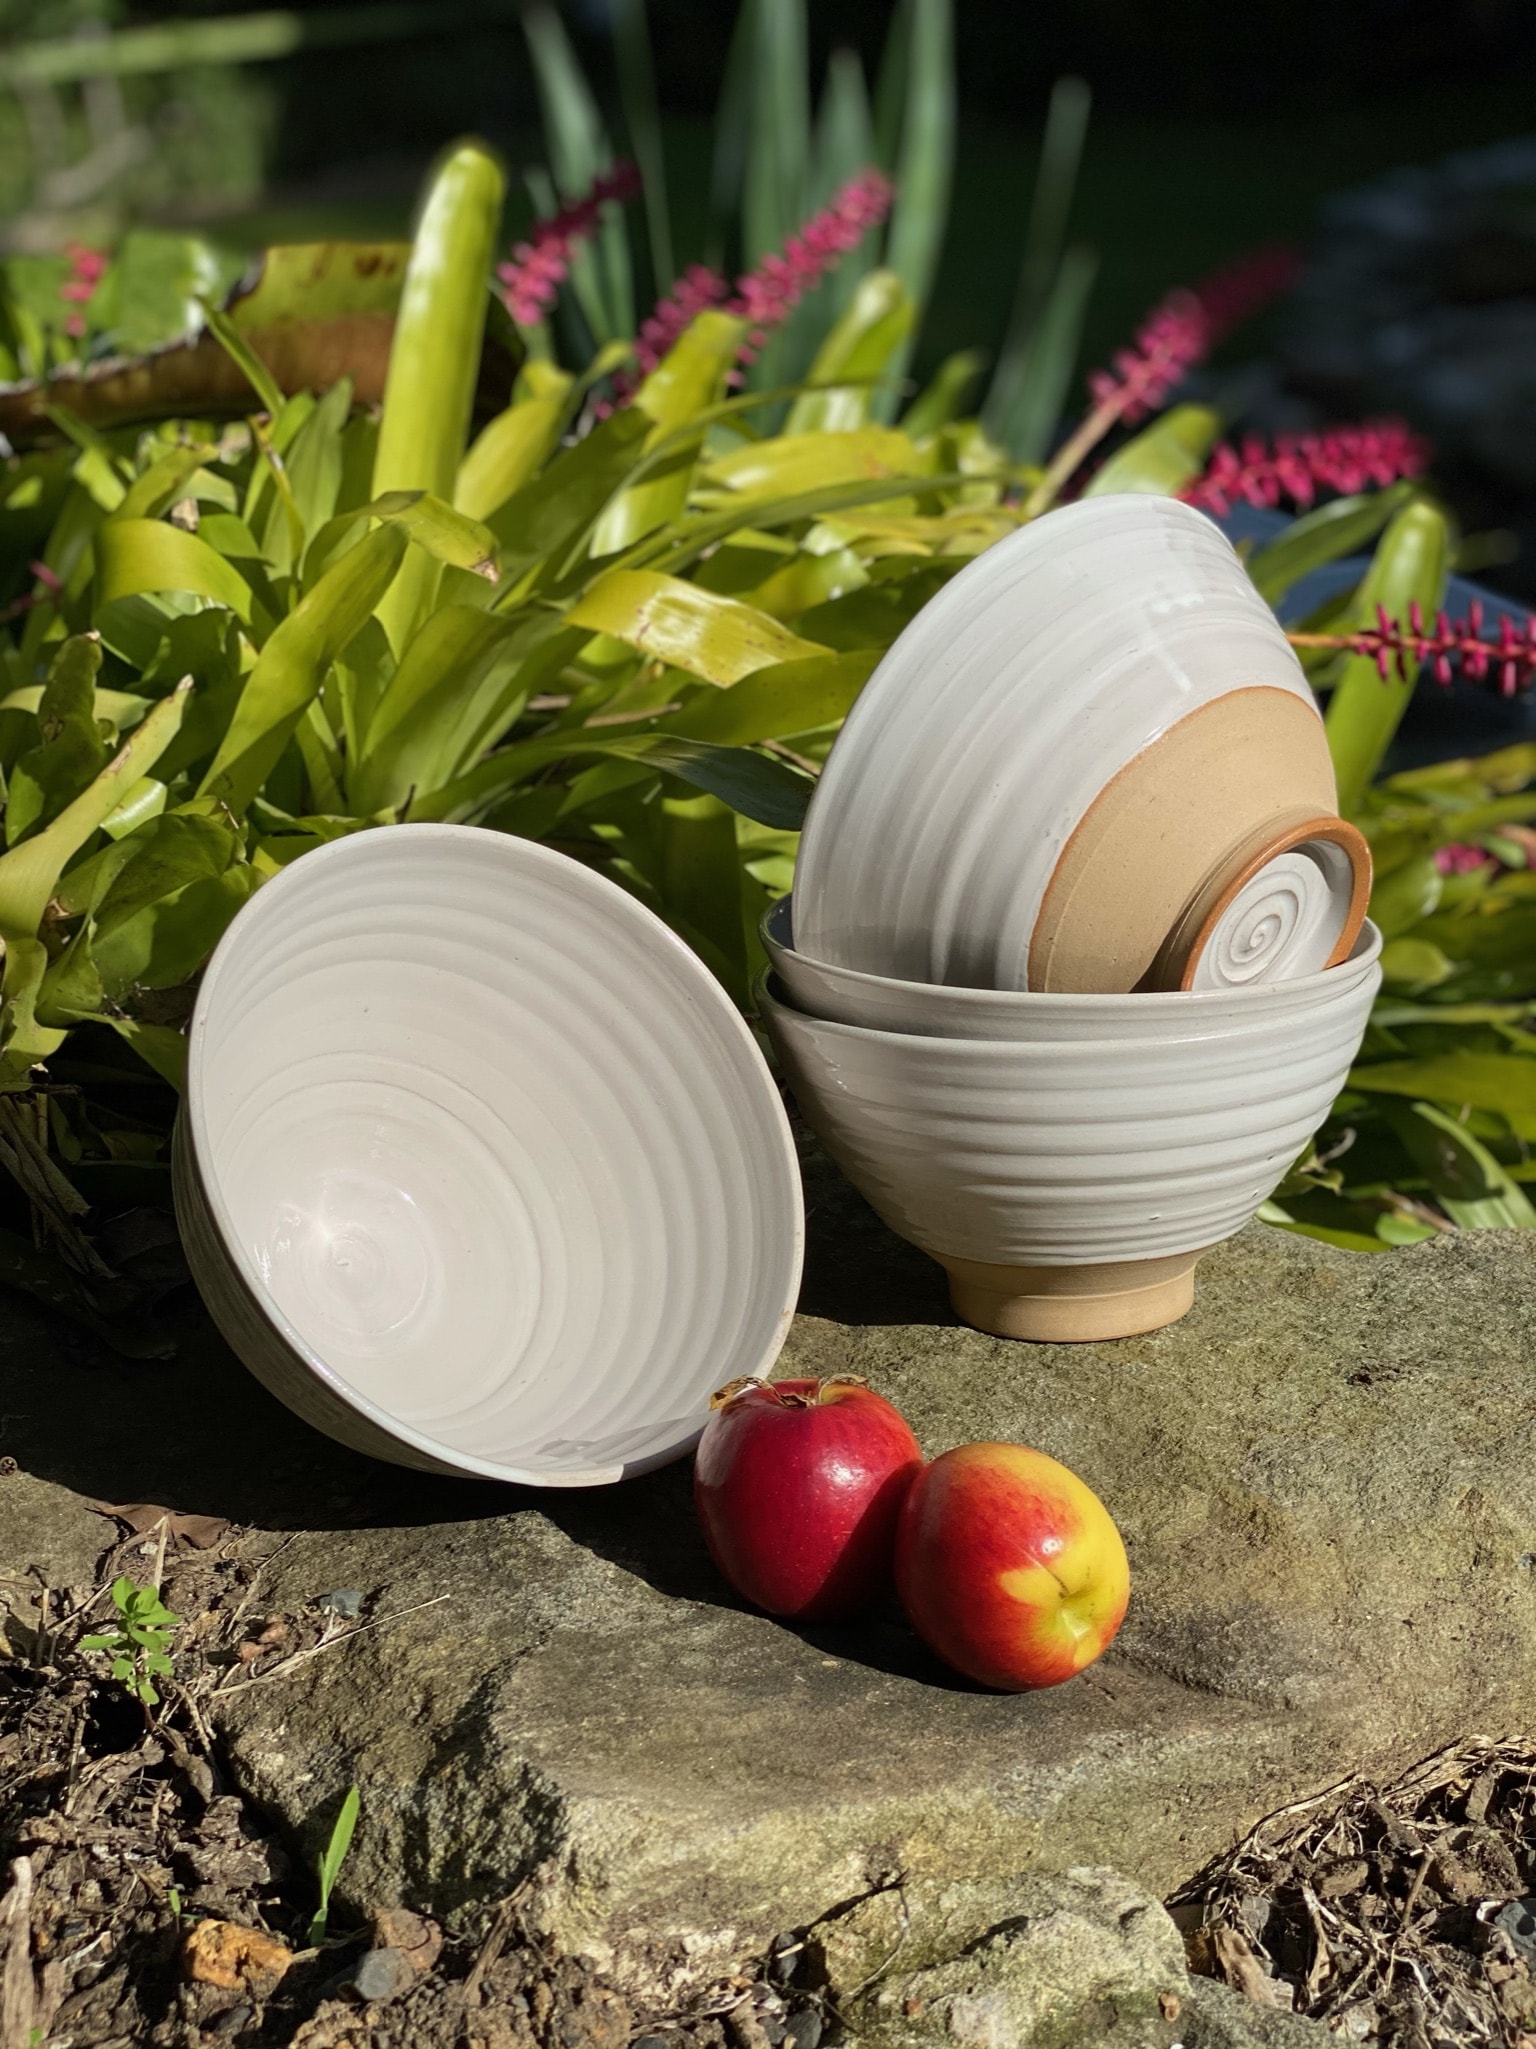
[175,826,804,1485]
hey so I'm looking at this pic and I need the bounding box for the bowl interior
[189,828,802,1482]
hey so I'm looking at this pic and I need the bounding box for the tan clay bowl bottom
[1029,688,1371,994]
[942,1251,1204,1343]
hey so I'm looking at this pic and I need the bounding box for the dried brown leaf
[89,1502,230,1549]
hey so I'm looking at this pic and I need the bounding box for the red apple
[895,1442,1129,1689]
[694,1376,924,1620]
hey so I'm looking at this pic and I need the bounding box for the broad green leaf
[104,1018,189,1090]
[7,634,107,847]
[567,571,828,684]
[700,427,929,501]
[1370,852,1443,937]
[199,525,407,814]
[591,312,748,555]
[1349,1050,1536,1124]
[1326,499,1452,813]
[785,272,914,436]
[110,442,221,526]
[96,519,254,624]
[1245,485,1416,606]
[489,405,652,570]
[903,349,988,439]
[0,681,192,940]
[455,366,573,521]
[660,648,878,744]
[369,493,499,579]
[284,377,353,555]
[1379,936,1454,992]
[646,738,814,828]
[373,141,507,652]
[661,792,748,1002]
[1084,404,1220,498]
[1385,1099,1536,1231]
[353,605,523,812]
[983,74,1092,452]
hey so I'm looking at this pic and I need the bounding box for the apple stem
[707,1374,872,1411]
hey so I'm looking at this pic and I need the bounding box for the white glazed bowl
[792,494,1359,994]
[176,826,804,1485]
[758,939,1380,1340]
[763,894,1383,1041]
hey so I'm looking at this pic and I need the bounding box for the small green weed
[79,1577,180,1708]
[308,1784,360,1948]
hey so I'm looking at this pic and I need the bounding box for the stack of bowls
[761,496,1382,1342]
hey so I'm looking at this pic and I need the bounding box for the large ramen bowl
[176,826,804,1485]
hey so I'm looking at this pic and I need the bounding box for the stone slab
[1,1146,1533,1968]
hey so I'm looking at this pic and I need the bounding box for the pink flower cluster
[1434,842,1493,875]
[496,163,642,327]
[1290,600,1536,696]
[629,168,895,384]
[1085,244,1300,428]
[1183,419,1429,514]
[58,241,107,340]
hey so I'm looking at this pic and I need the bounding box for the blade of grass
[990,240,1098,463]
[523,6,633,341]
[982,75,1091,450]
[611,0,672,294]
[871,0,954,419]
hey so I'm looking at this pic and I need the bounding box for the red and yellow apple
[894,1442,1129,1689]
[694,1376,924,1621]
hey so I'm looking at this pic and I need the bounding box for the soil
[0,1520,830,2049]
[1174,1738,1536,2047]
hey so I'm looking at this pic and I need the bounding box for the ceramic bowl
[175,826,804,1485]
[792,494,1369,994]
[762,894,1383,1041]
[758,932,1380,1342]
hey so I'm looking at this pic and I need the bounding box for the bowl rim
[761,895,1383,1013]
[186,823,805,1487]
[755,951,1381,1056]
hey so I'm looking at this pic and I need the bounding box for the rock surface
[815,1869,1329,2048]
[2,1146,1535,1976]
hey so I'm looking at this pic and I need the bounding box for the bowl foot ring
[941,1249,1204,1342]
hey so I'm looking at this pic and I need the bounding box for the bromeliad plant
[0,78,1532,1283]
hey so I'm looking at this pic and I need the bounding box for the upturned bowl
[175,826,804,1485]
[763,894,1383,1042]
[758,931,1381,1342]
[791,494,1369,995]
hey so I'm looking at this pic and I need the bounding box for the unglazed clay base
[942,1251,1202,1342]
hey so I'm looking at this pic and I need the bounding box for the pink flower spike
[497,162,642,329]
[1182,418,1429,515]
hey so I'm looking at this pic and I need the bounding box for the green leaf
[198,525,407,814]
[199,299,285,418]
[309,1784,361,1949]
[982,74,1092,453]
[566,571,829,684]
[352,606,525,813]
[489,406,652,572]
[1325,498,1452,813]
[1245,486,1415,606]
[0,681,192,941]
[368,493,499,579]
[871,0,954,416]
[809,47,879,323]
[902,349,988,439]
[7,634,108,847]
[660,792,748,1002]
[1378,936,1454,992]
[1349,1050,1536,1124]
[742,0,811,267]
[784,271,914,435]
[611,0,673,292]
[95,519,255,625]
[986,241,1097,464]
[645,738,814,828]
[1370,852,1443,937]
[660,647,878,744]
[590,312,749,555]
[700,426,928,501]
[372,141,507,653]
[523,7,633,341]
[455,366,574,521]
[1083,404,1221,498]
[1384,1099,1536,1230]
